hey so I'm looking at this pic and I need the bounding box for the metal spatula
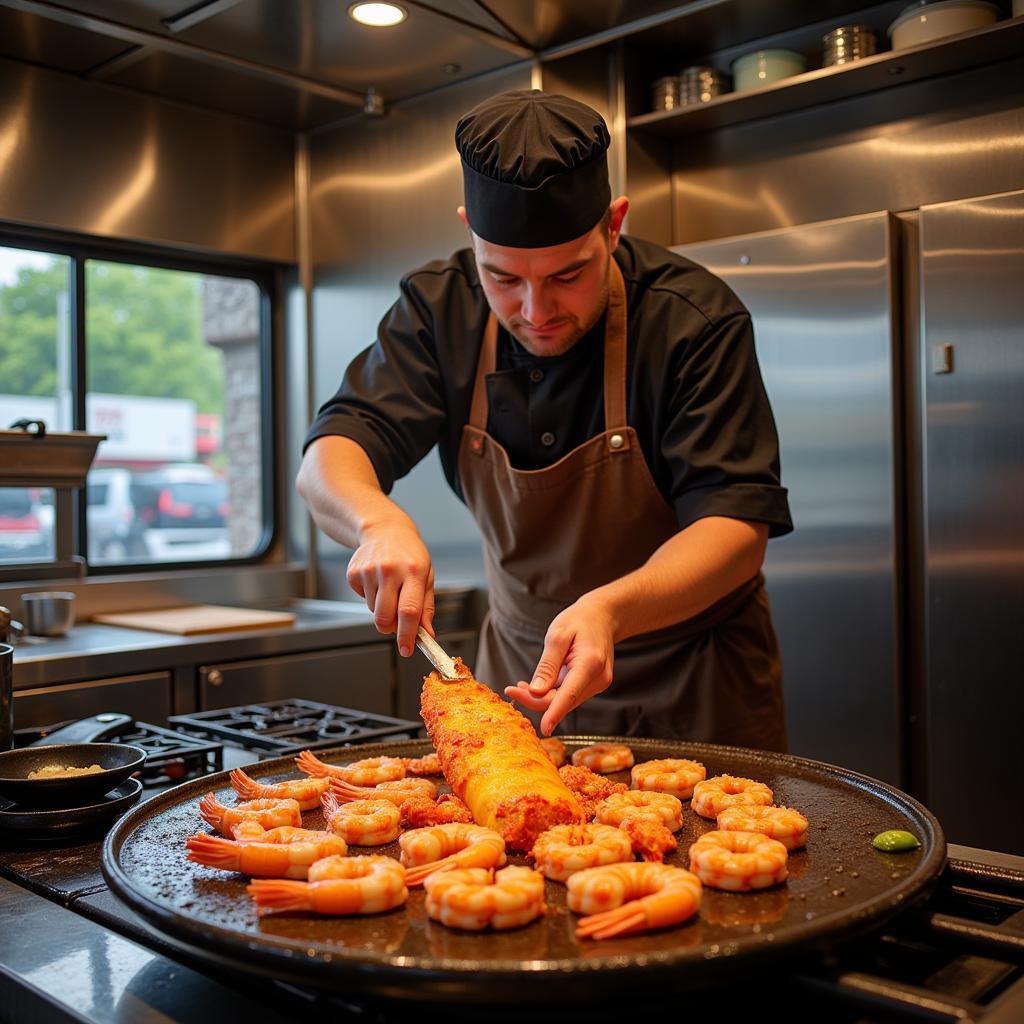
[415,626,459,680]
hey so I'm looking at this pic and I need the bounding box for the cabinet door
[14,672,173,729]
[201,645,394,716]
[394,629,479,721]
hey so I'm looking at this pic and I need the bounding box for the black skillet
[102,735,946,1005]
[0,714,145,807]
[0,742,147,806]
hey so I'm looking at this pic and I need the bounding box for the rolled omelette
[420,659,584,851]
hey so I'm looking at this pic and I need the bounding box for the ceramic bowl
[732,49,807,93]
[888,0,999,49]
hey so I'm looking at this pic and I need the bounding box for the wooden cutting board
[93,605,296,635]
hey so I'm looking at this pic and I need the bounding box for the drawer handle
[207,669,223,687]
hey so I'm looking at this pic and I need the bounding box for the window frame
[0,223,280,577]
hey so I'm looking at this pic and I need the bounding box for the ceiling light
[349,3,407,27]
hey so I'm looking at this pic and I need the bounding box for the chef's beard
[496,261,611,358]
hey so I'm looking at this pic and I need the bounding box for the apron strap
[467,256,628,434]
[468,313,497,431]
[603,258,628,433]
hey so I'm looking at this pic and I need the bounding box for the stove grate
[168,699,422,755]
[14,720,224,787]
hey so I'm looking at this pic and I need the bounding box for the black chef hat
[456,89,611,249]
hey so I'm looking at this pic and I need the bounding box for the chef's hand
[503,595,615,736]
[346,512,435,658]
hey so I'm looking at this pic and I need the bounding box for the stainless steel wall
[307,63,532,598]
[0,59,295,261]
[655,57,1024,245]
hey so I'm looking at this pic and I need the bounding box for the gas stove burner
[168,699,422,755]
[13,720,224,787]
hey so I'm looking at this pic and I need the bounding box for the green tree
[0,259,67,397]
[86,261,223,415]
[0,257,224,415]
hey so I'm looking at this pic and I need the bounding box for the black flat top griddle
[102,737,946,1004]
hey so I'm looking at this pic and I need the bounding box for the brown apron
[456,259,787,751]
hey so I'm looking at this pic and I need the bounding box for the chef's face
[459,196,629,358]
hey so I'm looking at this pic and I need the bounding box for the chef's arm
[504,516,768,735]
[296,435,435,656]
[590,516,767,641]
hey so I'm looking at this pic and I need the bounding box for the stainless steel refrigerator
[677,212,903,789]
[676,194,1024,854]
[916,189,1024,855]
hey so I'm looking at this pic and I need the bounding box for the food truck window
[0,240,274,573]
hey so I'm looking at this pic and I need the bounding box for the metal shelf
[627,16,1024,138]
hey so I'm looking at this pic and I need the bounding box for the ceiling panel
[477,0,686,51]
[159,0,526,99]
[421,0,524,43]
[105,49,358,129]
[0,8,133,73]
[42,0,201,31]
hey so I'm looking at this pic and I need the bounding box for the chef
[298,89,793,750]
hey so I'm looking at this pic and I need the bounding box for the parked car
[86,467,147,562]
[0,487,50,560]
[129,464,230,560]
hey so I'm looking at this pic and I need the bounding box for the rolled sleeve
[664,312,793,537]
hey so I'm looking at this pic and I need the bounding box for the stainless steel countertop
[11,599,382,690]
[0,876,327,1024]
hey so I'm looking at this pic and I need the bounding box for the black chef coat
[305,234,793,538]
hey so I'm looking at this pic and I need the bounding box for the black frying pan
[102,735,946,1005]
[0,742,146,806]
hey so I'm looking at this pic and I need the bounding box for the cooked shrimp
[688,830,789,891]
[691,775,774,819]
[717,805,808,850]
[247,854,407,915]
[401,753,442,776]
[569,862,702,940]
[529,824,634,883]
[631,758,706,800]
[185,828,347,878]
[594,790,684,832]
[229,768,329,810]
[401,793,474,828]
[198,794,302,837]
[617,817,677,863]
[571,743,634,774]
[558,765,629,819]
[294,750,406,786]
[231,819,274,841]
[328,776,437,806]
[539,737,567,768]
[230,823,327,844]
[424,866,546,931]
[321,791,401,846]
[399,823,506,886]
